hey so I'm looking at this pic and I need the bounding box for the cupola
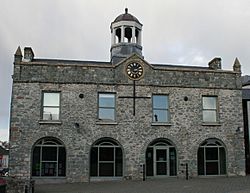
[110,8,143,64]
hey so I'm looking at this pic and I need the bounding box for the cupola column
[111,29,115,45]
[132,26,136,43]
[138,30,142,45]
[121,26,125,43]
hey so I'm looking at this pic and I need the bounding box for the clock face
[126,62,144,80]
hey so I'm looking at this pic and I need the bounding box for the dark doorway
[146,139,177,177]
[198,139,226,176]
[32,137,66,177]
[90,138,123,177]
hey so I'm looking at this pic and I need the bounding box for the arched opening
[124,27,132,43]
[198,138,226,175]
[135,28,140,44]
[115,28,121,43]
[32,137,66,177]
[146,138,177,177]
[90,138,123,177]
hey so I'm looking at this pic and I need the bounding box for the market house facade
[9,9,245,183]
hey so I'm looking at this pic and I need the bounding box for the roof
[113,8,141,25]
[21,58,235,74]
[152,63,210,70]
[242,75,250,86]
[31,58,111,66]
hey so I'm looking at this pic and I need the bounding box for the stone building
[9,9,245,183]
[242,75,250,174]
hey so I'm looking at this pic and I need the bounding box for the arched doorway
[32,137,66,177]
[90,138,123,177]
[146,138,177,177]
[198,138,226,175]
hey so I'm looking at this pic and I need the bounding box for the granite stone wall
[9,56,244,182]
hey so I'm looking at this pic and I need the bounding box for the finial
[233,57,241,72]
[14,46,23,63]
[15,46,22,56]
[125,8,128,14]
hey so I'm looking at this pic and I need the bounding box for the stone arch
[115,28,121,43]
[140,134,180,160]
[30,132,69,153]
[124,27,132,43]
[87,132,128,157]
[190,134,229,161]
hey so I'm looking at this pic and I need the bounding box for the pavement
[35,176,250,193]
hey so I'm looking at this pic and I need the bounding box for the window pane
[32,147,41,176]
[42,147,57,161]
[99,94,115,107]
[90,147,98,176]
[156,162,167,175]
[41,162,57,176]
[58,147,66,176]
[115,148,123,176]
[203,97,216,109]
[44,93,60,106]
[99,163,114,176]
[156,149,167,161]
[169,147,177,176]
[219,147,226,175]
[206,148,218,160]
[206,162,219,175]
[153,95,168,109]
[153,110,168,122]
[99,109,115,121]
[203,111,217,122]
[198,148,205,175]
[99,147,114,161]
[146,148,153,176]
[43,107,60,120]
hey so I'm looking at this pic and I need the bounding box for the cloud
[0,128,9,142]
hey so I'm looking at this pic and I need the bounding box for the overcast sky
[0,0,250,141]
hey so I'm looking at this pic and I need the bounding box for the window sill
[96,121,118,125]
[39,120,62,124]
[202,122,222,126]
[151,122,172,126]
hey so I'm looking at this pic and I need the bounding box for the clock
[126,62,144,80]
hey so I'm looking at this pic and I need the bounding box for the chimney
[23,47,35,62]
[208,57,221,70]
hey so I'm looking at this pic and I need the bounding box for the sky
[0,0,250,141]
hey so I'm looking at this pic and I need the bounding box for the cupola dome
[113,8,141,25]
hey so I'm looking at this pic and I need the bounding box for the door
[146,139,177,177]
[154,147,168,176]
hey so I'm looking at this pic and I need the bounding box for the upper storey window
[42,92,60,120]
[152,95,169,123]
[98,93,116,121]
[202,96,218,122]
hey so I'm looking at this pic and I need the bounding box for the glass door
[154,147,168,176]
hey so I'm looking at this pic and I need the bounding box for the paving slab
[35,176,250,193]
